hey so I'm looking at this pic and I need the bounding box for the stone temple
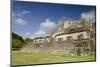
[21,19,96,56]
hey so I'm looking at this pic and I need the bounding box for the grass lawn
[12,51,96,66]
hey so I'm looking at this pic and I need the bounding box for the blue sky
[12,1,96,39]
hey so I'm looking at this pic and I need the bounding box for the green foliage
[12,32,24,49]
[24,38,33,43]
[12,32,24,42]
[12,39,24,48]
[12,32,33,49]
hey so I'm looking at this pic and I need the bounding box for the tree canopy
[12,32,33,50]
[12,32,24,49]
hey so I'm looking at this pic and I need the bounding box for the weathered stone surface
[21,38,95,56]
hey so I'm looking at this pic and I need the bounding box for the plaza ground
[12,51,96,66]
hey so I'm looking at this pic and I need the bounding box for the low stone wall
[20,38,96,56]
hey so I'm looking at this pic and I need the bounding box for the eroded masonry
[21,18,96,56]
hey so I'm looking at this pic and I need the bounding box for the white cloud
[13,10,30,25]
[17,10,31,16]
[24,32,33,38]
[81,10,95,23]
[30,18,56,38]
[15,18,27,26]
[34,30,46,36]
[40,19,56,32]
[22,11,31,15]
[25,32,31,36]
[31,30,46,38]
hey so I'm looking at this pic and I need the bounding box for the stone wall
[55,31,89,41]
[21,38,95,56]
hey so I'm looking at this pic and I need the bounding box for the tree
[12,32,24,50]
[24,38,33,43]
